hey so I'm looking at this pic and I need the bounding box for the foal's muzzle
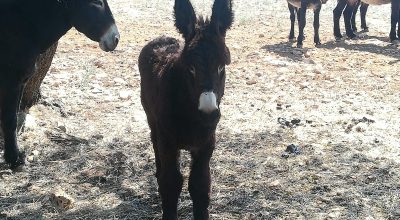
[99,24,120,52]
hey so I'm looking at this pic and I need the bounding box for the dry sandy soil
[1,0,400,219]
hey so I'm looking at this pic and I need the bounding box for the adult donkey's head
[67,0,120,51]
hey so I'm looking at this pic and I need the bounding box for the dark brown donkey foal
[139,0,233,219]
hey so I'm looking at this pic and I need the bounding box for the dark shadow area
[319,36,400,60]
[261,35,399,64]
[261,41,307,62]
[2,127,400,219]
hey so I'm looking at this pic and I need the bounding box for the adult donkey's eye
[217,65,224,75]
[189,66,196,76]
[92,0,104,7]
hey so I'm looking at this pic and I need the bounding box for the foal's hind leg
[189,140,215,220]
[1,84,25,168]
[149,123,161,180]
[157,137,182,220]
[288,3,296,42]
[313,6,322,46]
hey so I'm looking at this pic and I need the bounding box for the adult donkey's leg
[334,0,348,39]
[288,3,297,42]
[157,135,182,220]
[1,83,25,168]
[189,137,215,220]
[360,3,369,31]
[297,0,307,47]
[313,5,322,46]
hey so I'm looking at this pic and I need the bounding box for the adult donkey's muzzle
[99,24,120,52]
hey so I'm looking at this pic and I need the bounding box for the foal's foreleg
[313,6,322,46]
[1,84,25,168]
[189,141,214,220]
[158,143,182,220]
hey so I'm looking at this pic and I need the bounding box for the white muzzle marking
[99,24,119,52]
[198,91,218,114]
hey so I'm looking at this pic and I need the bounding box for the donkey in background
[139,0,233,219]
[287,0,329,48]
[0,0,119,168]
[334,0,399,42]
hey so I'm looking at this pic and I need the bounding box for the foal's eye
[189,66,196,76]
[217,65,224,75]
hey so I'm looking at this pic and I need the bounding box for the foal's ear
[210,0,233,36]
[174,0,196,41]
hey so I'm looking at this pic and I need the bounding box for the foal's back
[138,36,181,117]
[139,36,181,81]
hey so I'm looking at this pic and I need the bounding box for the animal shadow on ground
[261,41,305,62]
[320,35,400,63]
[261,35,399,64]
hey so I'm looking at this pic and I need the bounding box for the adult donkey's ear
[174,0,196,41]
[210,0,233,36]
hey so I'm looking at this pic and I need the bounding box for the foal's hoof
[289,38,296,43]
[296,43,303,48]
[5,151,26,170]
[315,42,321,47]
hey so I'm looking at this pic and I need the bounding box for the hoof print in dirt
[281,144,301,158]
[344,117,375,133]
[278,117,301,128]
[50,189,75,210]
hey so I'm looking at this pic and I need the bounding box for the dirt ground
[1,0,400,219]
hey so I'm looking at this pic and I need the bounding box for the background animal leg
[343,3,357,38]
[333,0,347,39]
[297,3,307,47]
[360,3,369,31]
[351,0,361,32]
[313,6,322,46]
[288,3,296,41]
[390,1,400,41]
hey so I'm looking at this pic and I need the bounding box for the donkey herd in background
[288,0,400,47]
[0,0,398,219]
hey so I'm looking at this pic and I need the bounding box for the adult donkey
[139,0,233,219]
[287,0,329,48]
[0,0,119,168]
[334,0,400,42]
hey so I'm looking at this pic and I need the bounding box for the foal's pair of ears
[174,0,233,41]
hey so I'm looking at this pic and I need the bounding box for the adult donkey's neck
[20,0,72,52]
